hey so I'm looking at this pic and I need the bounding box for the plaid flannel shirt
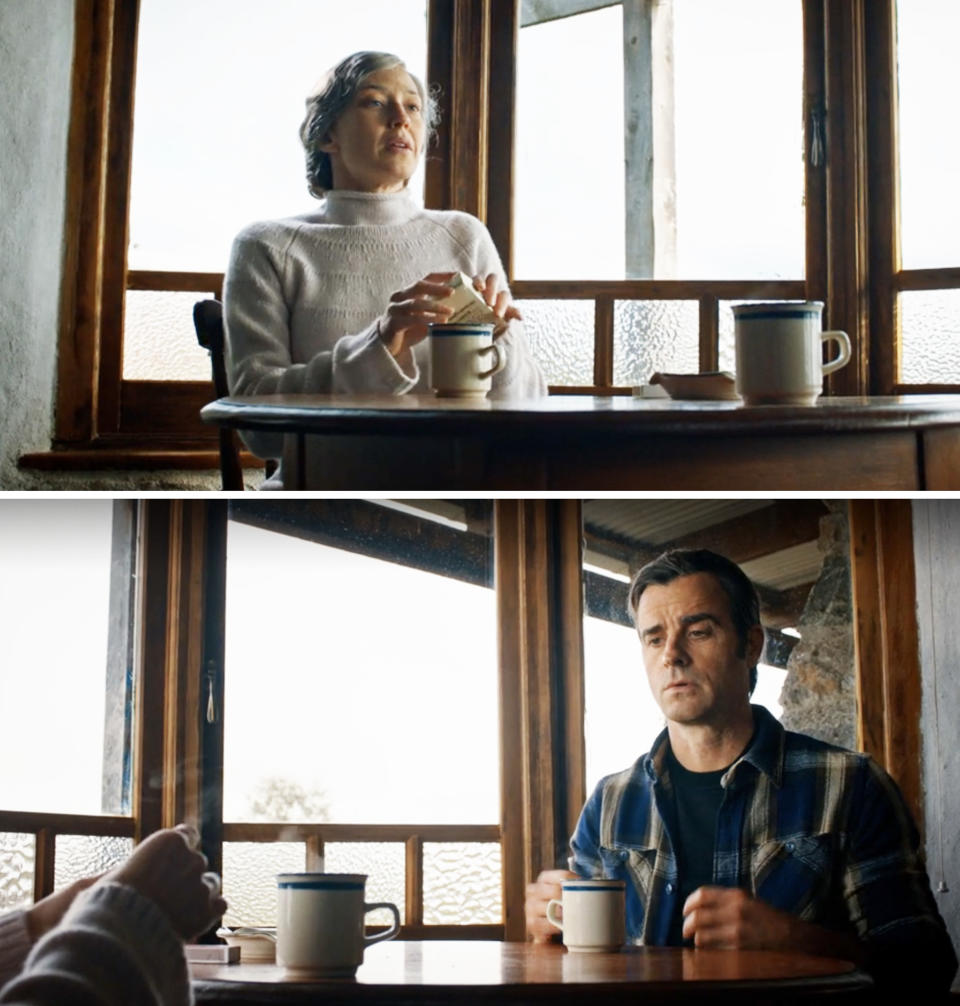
[570,705,957,987]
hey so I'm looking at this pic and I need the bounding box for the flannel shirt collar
[641,704,786,789]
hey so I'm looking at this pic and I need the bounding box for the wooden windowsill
[19,446,265,472]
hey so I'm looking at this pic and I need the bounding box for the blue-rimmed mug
[546,878,626,952]
[275,873,399,976]
[429,322,506,399]
[733,301,851,405]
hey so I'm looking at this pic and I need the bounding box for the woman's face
[321,65,426,193]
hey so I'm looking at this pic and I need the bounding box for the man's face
[635,572,762,728]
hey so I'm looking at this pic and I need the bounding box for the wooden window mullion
[594,296,614,388]
[699,294,719,373]
[405,835,424,927]
[33,827,56,902]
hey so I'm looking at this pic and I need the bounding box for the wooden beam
[496,500,584,940]
[521,0,619,26]
[823,0,871,395]
[583,500,828,570]
[864,0,899,393]
[848,500,923,829]
[229,500,493,588]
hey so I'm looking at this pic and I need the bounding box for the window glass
[899,290,960,384]
[896,0,960,270]
[222,501,498,826]
[514,0,803,281]
[515,299,595,386]
[613,300,699,385]
[128,0,428,273]
[125,0,428,379]
[0,502,135,816]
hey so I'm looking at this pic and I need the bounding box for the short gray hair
[299,51,439,198]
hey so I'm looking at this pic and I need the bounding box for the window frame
[42,0,960,463]
[0,499,926,929]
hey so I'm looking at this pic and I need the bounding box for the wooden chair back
[193,298,245,490]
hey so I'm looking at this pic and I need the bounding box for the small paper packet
[439,272,501,326]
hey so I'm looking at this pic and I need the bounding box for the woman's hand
[25,875,102,942]
[473,273,522,336]
[108,824,227,942]
[379,273,456,358]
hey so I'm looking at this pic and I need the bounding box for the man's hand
[682,886,864,962]
[682,886,794,949]
[525,869,578,942]
[107,824,227,943]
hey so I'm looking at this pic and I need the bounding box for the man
[526,549,957,994]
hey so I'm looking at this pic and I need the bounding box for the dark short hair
[627,548,762,695]
[299,51,439,197]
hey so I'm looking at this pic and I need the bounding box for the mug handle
[477,342,507,380]
[546,898,564,931]
[820,330,851,376]
[363,902,401,946]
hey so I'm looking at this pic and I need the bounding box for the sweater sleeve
[439,214,547,401]
[223,224,419,458]
[0,910,32,991]
[0,883,190,1006]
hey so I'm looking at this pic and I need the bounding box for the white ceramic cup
[275,873,400,977]
[429,322,506,399]
[546,878,626,953]
[733,301,851,406]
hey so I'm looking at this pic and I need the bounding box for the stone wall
[778,503,857,749]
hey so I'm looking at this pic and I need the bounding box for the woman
[0,825,225,1006]
[224,50,546,464]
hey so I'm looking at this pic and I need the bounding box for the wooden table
[200,393,960,490]
[190,940,872,1004]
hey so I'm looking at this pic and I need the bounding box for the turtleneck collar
[321,188,420,227]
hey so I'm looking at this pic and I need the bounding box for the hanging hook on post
[205,659,217,724]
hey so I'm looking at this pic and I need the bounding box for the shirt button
[619,850,629,861]
[786,841,796,853]
[666,882,675,895]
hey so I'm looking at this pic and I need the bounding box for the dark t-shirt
[665,744,727,946]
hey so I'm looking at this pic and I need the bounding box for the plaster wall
[912,499,960,985]
[0,0,219,490]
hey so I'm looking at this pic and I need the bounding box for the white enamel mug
[733,301,851,406]
[429,322,506,399]
[546,878,626,952]
[275,873,400,977]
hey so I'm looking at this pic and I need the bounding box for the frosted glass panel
[422,842,501,925]
[54,835,132,889]
[123,290,215,380]
[516,300,593,386]
[0,833,34,912]
[900,290,960,384]
[515,7,624,278]
[223,502,497,826]
[222,842,305,927]
[896,1,960,269]
[719,301,739,374]
[613,300,699,385]
[325,843,404,926]
[129,0,428,271]
[0,502,129,815]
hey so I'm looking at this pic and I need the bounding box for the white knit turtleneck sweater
[223,188,546,459]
